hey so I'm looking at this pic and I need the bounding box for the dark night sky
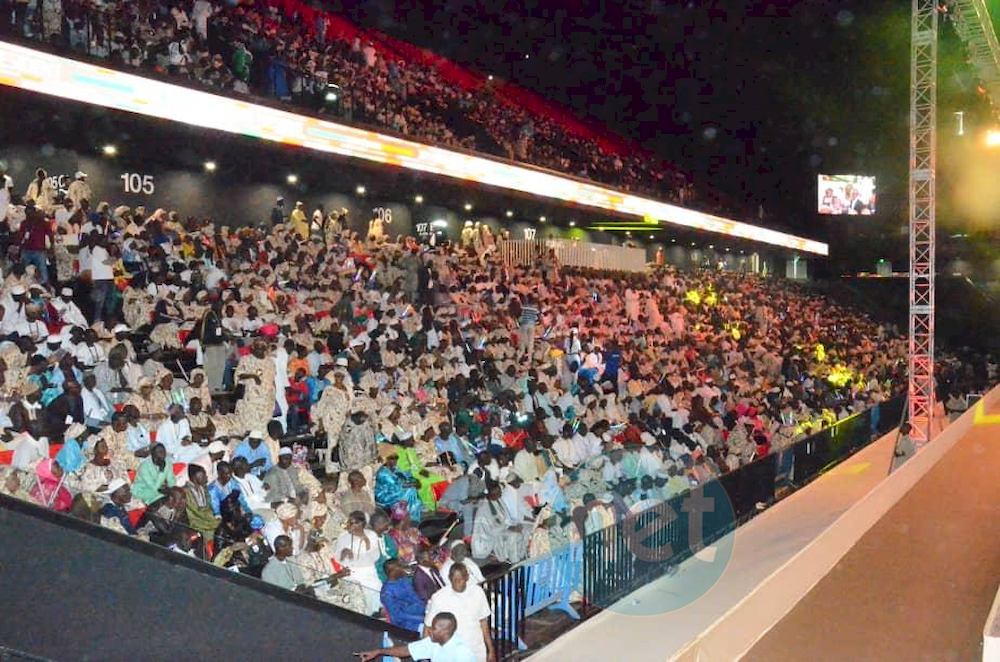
[325,0,993,241]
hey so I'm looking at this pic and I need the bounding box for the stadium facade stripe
[0,40,828,256]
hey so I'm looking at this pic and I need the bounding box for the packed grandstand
[5,0,699,209]
[1,3,999,662]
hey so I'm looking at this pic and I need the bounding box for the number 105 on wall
[120,173,155,194]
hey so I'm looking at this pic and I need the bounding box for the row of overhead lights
[99,145,743,254]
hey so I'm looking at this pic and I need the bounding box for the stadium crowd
[0,0,694,206]
[0,163,995,660]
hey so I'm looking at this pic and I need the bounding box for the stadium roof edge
[0,40,828,256]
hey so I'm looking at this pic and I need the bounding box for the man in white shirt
[601,447,625,484]
[552,425,582,468]
[81,373,113,428]
[74,328,107,368]
[1,286,28,335]
[356,612,477,662]
[221,305,242,336]
[423,564,494,662]
[14,308,48,344]
[240,306,264,335]
[157,404,200,463]
[230,455,272,516]
[53,198,75,231]
[52,287,89,327]
[512,438,543,484]
[88,238,116,323]
[499,473,533,527]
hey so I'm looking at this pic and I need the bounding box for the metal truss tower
[908,0,938,444]
[949,0,1000,119]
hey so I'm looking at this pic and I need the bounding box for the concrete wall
[0,494,413,661]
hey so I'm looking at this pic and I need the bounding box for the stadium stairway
[0,494,415,662]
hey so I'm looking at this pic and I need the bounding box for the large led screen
[817,175,877,215]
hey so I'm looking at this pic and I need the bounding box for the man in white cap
[14,305,48,343]
[67,171,91,210]
[38,334,65,359]
[52,287,87,328]
[190,438,229,484]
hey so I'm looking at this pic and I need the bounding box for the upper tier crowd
[0,162,993,662]
[0,0,695,208]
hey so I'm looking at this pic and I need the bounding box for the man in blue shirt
[355,612,475,662]
[98,478,138,535]
[305,368,330,405]
[232,430,273,478]
[207,461,252,516]
[379,559,427,633]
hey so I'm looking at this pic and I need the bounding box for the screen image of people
[817,175,876,215]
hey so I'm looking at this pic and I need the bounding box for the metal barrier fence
[486,564,527,660]
[582,394,904,611]
[498,239,649,272]
[485,395,904,657]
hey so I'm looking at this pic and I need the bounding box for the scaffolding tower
[907,0,938,444]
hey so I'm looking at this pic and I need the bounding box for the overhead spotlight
[414,195,424,204]
[505,210,514,217]
[102,144,117,156]
[725,247,731,252]
[986,129,1000,147]
[464,203,473,211]
[356,185,366,195]
[286,174,299,185]
[203,161,217,172]
[488,75,494,81]
[691,242,696,247]
[539,216,547,222]
[671,238,676,243]
[625,231,631,237]
[524,53,530,60]
[708,244,714,249]
[569,221,576,227]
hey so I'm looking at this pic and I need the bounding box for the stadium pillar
[907,0,938,443]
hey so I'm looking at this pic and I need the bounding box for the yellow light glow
[0,41,828,254]
[826,364,854,388]
[986,129,1000,147]
[815,343,827,362]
